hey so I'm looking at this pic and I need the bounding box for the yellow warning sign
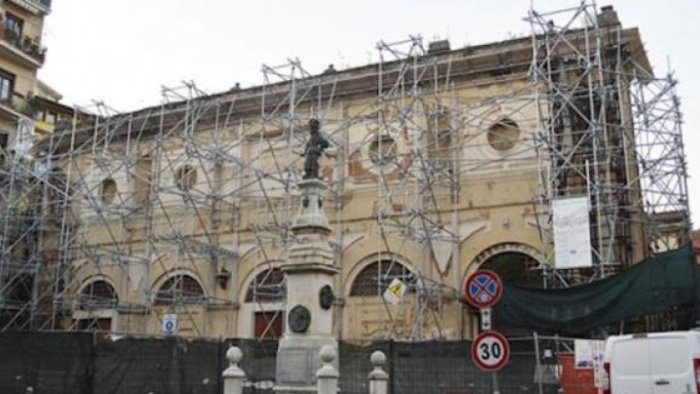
[383,278,406,305]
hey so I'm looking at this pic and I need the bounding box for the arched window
[350,259,416,297]
[245,267,285,303]
[154,274,205,306]
[100,177,117,204]
[78,280,118,310]
[368,135,397,166]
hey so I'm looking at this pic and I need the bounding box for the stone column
[275,179,339,393]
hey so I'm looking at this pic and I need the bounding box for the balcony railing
[33,0,52,9]
[0,91,32,116]
[8,0,51,13]
[0,24,46,64]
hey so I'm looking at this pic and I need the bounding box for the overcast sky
[39,0,700,225]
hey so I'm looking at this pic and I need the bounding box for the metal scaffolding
[527,0,690,285]
[0,0,690,339]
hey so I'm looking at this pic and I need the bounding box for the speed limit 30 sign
[471,331,510,372]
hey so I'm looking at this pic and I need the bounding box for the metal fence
[0,332,597,394]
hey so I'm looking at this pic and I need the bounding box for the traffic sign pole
[464,269,503,334]
[466,268,508,394]
[492,372,501,394]
[480,308,492,331]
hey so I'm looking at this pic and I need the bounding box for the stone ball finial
[223,346,245,379]
[226,346,243,365]
[320,345,336,364]
[371,350,386,367]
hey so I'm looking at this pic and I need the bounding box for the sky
[39,0,700,225]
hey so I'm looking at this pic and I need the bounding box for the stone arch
[462,242,546,337]
[237,244,260,264]
[464,242,545,289]
[345,253,417,297]
[235,244,286,294]
[237,260,283,303]
[340,229,422,287]
[241,262,285,304]
[342,252,421,340]
[152,269,207,306]
[78,276,119,310]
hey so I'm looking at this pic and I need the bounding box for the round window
[487,118,520,151]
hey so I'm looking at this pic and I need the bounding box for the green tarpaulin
[495,246,698,334]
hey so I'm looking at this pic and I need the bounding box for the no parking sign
[464,269,503,308]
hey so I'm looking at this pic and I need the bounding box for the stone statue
[302,119,330,179]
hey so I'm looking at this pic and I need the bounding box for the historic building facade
[0,0,85,330]
[10,5,688,340]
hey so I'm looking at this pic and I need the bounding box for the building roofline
[36,24,652,155]
[36,80,63,101]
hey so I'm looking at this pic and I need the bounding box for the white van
[603,331,700,394]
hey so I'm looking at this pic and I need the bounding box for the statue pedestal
[274,336,338,393]
[275,179,339,394]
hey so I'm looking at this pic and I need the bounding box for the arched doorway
[468,243,545,336]
[480,252,543,289]
[471,243,544,289]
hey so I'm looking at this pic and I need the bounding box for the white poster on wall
[553,197,592,268]
[591,341,607,389]
[574,339,606,388]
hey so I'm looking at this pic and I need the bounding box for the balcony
[0,26,45,68]
[7,0,51,15]
[33,0,52,9]
[33,118,53,134]
[0,92,30,120]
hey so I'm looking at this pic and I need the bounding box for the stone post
[222,346,245,394]
[316,345,339,394]
[368,350,389,394]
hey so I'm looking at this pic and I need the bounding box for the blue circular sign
[464,269,503,308]
[163,319,176,334]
